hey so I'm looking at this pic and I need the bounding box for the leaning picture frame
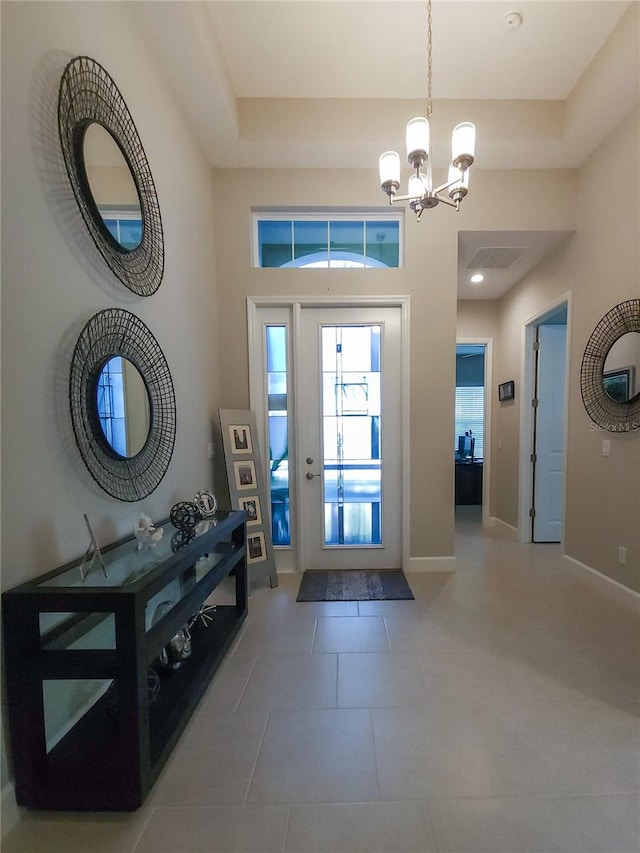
[219,409,278,588]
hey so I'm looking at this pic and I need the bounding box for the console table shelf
[2,510,247,811]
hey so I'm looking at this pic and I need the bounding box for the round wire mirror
[58,56,164,296]
[580,299,640,432]
[70,309,176,500]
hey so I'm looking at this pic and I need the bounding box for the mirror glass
[83,123,142,250]
[96,357,151,457]
[603,331,640,402]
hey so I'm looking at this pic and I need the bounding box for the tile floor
[3,509,639,852]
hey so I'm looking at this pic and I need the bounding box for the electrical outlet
[207,443,215,460]
[498,437,502,449]
[602,440,611,456]
[618,546,627,565]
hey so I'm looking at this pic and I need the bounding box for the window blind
[455,387,484,459]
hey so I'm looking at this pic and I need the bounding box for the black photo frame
[498,380,515,402]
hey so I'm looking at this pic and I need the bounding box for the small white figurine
[133,513,164,550]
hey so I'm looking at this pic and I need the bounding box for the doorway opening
[455,341,492,526]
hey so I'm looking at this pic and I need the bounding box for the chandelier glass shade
[378,1,476,219]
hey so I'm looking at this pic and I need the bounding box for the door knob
[305,471,320,480]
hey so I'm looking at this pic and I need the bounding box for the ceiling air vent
[466,246,529,270]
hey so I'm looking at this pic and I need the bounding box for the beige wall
[2,0,636,815]
[492,107,640,588]
[211,167,576,563]
[457,300,499,342]
[1,1,222,792]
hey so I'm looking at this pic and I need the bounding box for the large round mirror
[83,123,143,251]
[58,56,164,296]
[603,331,640,403]
[95,356,150,457]
[70,309,176,501]
[580,299,640,432]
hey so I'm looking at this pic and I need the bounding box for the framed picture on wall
[498,380,515,401]
[239,495,262,526]
[229,424,253,454]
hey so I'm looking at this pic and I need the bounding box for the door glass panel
[266,325,290,545]
[321,325,382,546]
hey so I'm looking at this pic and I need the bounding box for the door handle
[305,471,321,480]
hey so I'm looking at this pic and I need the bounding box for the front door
[297,306,402,570]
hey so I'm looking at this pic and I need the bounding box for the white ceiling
[131,1,637,298]
[205,1,626,101]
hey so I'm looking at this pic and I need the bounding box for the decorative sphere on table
[170,500,202,532]
[171,529,196,553]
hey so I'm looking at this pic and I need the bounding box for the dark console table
[2,510,247,811]
[455,461,483,505]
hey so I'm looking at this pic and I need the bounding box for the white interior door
[533,324,567,542]
[297,306,402,570]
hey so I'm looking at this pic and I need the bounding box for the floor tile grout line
[368,707,383,803]
[242,709,272,806]
[280,803,292,853]
[423,798,443,853]
[233,655,259,712]
[310,616,318,653]
[382,613,392,651]
[130,805,158,853]
[565,700,640,792]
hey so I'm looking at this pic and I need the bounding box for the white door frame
[518,292,572,543]
[456,337,493,526]
[247,295,411,572]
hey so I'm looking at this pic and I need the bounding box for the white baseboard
[488,516,520,539]
[563,553,640,612]
[1,781,22,839]
[406,556,456,573]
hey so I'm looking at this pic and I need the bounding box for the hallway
[4,515,639,852]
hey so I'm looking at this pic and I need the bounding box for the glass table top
[39,514,234,589]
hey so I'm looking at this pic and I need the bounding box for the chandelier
[378,0,476,219]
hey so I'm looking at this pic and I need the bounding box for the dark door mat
[296,569,414,602]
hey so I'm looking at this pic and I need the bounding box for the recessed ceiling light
[470,274,484,283]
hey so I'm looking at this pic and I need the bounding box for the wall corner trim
[488,517,520,539]
[407,556,456,573]
[562,553,640,612]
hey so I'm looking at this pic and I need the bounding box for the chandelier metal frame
[378,0,476,219]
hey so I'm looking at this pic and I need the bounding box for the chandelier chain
[426,0,433,118]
